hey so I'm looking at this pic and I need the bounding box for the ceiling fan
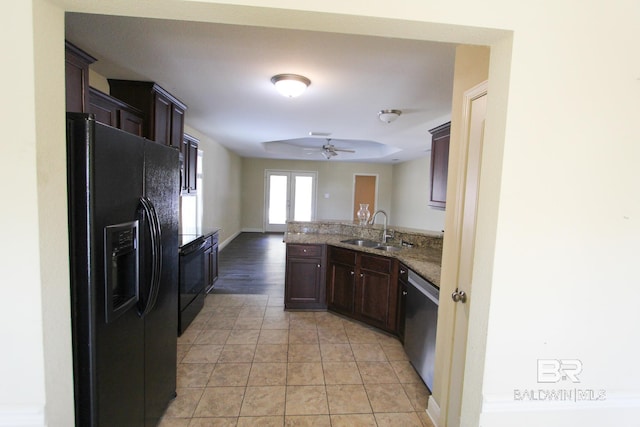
[307,139,356,159]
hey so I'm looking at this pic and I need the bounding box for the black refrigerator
[66,113,179,426]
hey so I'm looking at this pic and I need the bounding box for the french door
[265,170,317,232]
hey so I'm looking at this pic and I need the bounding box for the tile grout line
[170,294,430,425]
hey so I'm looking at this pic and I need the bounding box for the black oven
[178,235,209,335]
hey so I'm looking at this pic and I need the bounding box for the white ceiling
[65,13,456,163]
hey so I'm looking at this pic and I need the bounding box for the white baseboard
[0,405,46,426]
[219,230,241,251]
[480,392,640,426]
[427,395,441,427]
[241,227,264,233]
[483,391,640,412]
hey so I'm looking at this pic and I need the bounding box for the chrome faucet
[369,210,392,243]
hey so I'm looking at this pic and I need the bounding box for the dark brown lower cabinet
[285,244,326,309]
[327,246,399,334]
[204,232,219,294]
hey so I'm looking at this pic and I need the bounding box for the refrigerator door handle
[138,196,163,317]
[147,197,163,315]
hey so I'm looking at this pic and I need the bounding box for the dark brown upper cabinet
[428,122,451,209]
[182,133,199,194]
[108,80,187,148]
[88,87,144,136]
[65,41,96,113]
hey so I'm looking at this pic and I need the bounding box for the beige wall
[2,0,46,417]
[391,156,447,232]
[241,158,393,230]
[88,68,109,93]
[10,0,640,426]
[184,126,243,245]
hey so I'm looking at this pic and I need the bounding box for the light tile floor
[160,294,435,427]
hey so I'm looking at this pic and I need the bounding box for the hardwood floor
[210,232,286,297]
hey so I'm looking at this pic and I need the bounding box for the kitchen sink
[340,239,402,252]
[373,245,402,252]
[340,238,379,248]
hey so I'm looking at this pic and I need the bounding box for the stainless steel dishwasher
[403,270,439,391]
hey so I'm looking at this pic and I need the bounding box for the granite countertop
[179,227,221,248]
[284,232,442,288]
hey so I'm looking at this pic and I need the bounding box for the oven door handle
[138,196,163,317]
[181,238,208,256]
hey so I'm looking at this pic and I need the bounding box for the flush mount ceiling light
[378,109,402,123]
[271,74,311,98]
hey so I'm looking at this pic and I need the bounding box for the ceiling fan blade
[333,148,356,153]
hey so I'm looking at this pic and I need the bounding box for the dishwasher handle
[408,270,439,305]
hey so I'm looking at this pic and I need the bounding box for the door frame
[429,81,488,426]
[263,169,318,232]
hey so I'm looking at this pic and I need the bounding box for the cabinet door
[153,93,172,146]
[327,261,355,315]
[429,122,451,209]
[182,134,199,194]
[203,246,212,292]
[119,109,144,136]
[187,138,198,193]
[356,269,394,330]
[65,42,95,113]
[285,244,325,310]
[170,104,185,149]
[211,244,219,283]
[203,243,218,293]
[285,257,323,308]
[88,88,119,126]
[88,98,116,126]
[355,254,398,333]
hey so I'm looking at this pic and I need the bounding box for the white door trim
[263,169,317,232]
[351,173,379,221]
[431,80,488,427]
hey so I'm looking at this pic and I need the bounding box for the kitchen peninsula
[284,221,443,285]
[283,220,442,337]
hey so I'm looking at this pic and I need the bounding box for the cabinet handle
[402,290,408,296]
[350,271,355,275]
[303,249,307,253]
[317,264,321,268]
[360,273,364,278]
[400,269,406,274]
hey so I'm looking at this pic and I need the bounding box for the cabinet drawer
[288,244,322,257]
[360,253,392,274]
[329,246,356,265]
